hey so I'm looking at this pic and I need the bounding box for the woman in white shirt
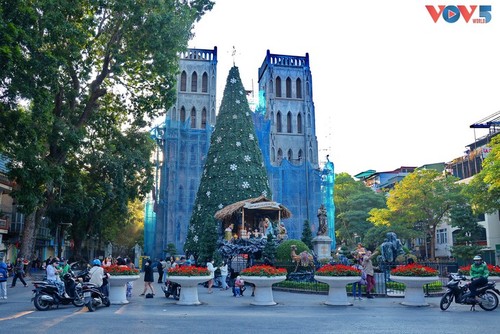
[206,260,216,293]
[46,259,69,298]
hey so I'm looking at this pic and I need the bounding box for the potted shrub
[105,265,140,305]
[390,264,439,306]
[314,264,362,306]
[240,265,287,306]
[167,266,211,305]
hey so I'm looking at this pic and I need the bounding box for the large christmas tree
[184,66,271,262]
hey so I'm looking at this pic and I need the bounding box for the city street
[0,274,498,334]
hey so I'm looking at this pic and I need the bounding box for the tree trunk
[20,207,47,263]
[19,212,37,263]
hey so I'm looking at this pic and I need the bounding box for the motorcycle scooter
[82,282,110,312]
[440,273,500,311]
[32,271,85,311]
[161,280,181,300]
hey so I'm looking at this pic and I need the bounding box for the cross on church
[232,46,237,65]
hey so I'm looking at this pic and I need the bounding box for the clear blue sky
[188,0,499,176]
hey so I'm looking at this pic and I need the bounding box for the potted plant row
[389,263,439,306]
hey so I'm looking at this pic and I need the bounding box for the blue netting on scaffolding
[146,118,212,258]
[252,112,336,248]
[143,193,156,257]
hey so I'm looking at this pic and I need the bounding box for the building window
[202,72,208,93]
[296,78,302,98]
[201,108,207,129]
[277,148,283,162]
[298,149,303,162]
[190,107,196,128]
[437,228,448,244]
[287,149,293,161]
[287,112,292,133]
[297,113,302,133]
[286,77,292,98]
[276,111,282,133]
[180,71,187,92]
[275,76,281,97]
[171,107,177,121]
[180,106,186,123]
[191,71,198,92]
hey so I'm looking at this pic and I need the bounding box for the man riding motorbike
[469,255,489,302]
[89,259,106,292]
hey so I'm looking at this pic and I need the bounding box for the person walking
[362,250,378,299]
[156,259,164,284]
[140,259,155,296]
[10,257,28,288]
[0,261,8,299]
[206,259,216,293]
[219,261,229,290]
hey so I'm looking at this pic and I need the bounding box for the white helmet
[473,255,482,261]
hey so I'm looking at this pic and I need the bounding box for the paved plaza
[0,274,498,334]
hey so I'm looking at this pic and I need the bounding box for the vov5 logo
[426,5,492,23]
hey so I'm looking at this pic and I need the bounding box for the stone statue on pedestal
[312,204,332,261]
[317,204,328,236]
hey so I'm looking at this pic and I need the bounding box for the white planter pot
[314,275,361,306]
[239,276,287,306]
[168,276,211,305]
[108,275,140,304]
[390,275,439,306]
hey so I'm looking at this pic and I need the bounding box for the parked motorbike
[161,280,181,300]
[82,282,110,312]
[440,273,500,311]
[32,271,85,311]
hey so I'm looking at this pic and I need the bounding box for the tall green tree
[301,219,313,249]
[369,169,465,259]
[464,134,500,214]
[449,204,485,262]
[262,233,277,264]
[0,0,214,259]
[184,66,271,259]
[334,173,386,248]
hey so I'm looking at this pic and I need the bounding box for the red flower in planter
[391,264,438,277]
[240,265,287,277]
[168,266,210,277]
[315,264,361,277]
[105,265,139,276]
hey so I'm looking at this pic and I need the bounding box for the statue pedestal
[312,236,332,261]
